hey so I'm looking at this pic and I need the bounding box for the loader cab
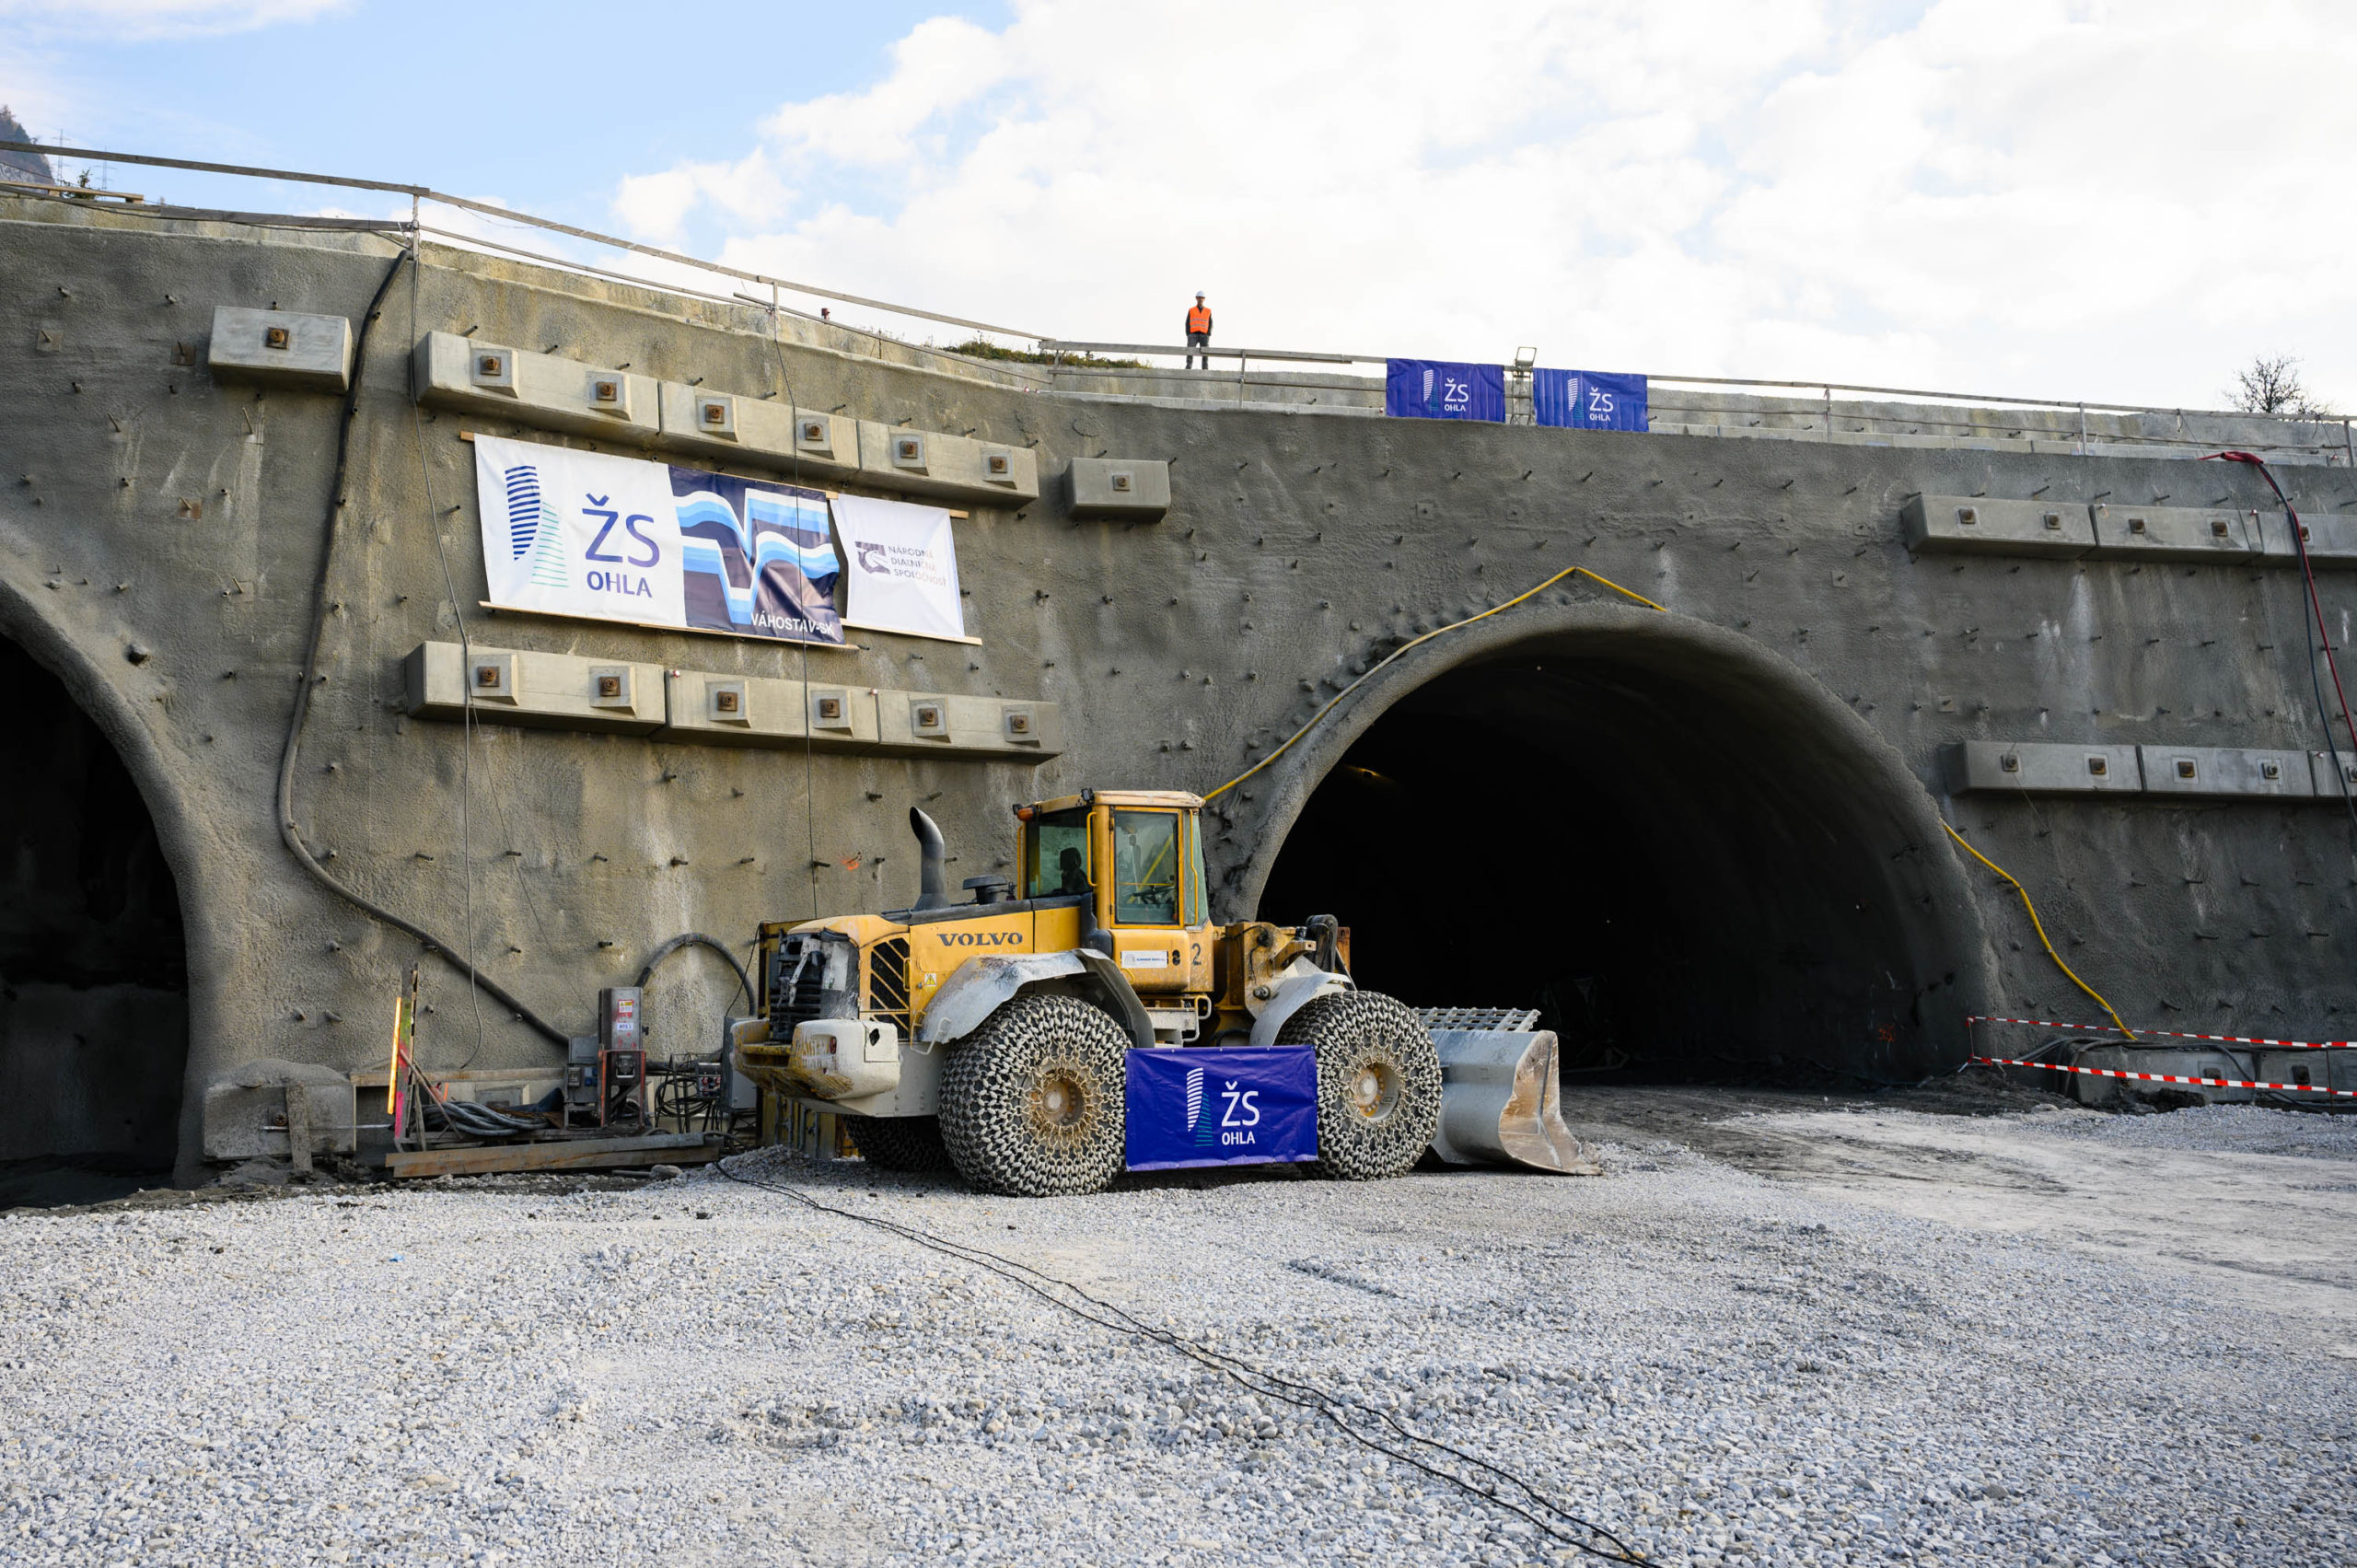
[1016,789,1214,995]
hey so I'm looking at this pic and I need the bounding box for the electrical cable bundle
[274,241,569,1046]
[649,1057,728,1131]
[421,1096,545,1139]
[647,1057,757,1150]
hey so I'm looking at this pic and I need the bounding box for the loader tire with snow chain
[938,993,1129,1196]
[1277,990,1441,1180]
[842,1113,952,1173]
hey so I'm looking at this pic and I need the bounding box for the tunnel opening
[0,635,188,1205]
[1257,641,1963,1086]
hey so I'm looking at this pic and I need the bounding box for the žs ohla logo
[1184,1069,1261,1147]
[504,464,567,589]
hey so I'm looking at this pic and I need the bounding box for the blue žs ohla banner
[1384,359,1507,422]
[474,433,843,645]
[1531,367,1648,431]
[1123,1047,1319,1171]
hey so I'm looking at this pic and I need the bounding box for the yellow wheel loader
[733,790,1588,1196]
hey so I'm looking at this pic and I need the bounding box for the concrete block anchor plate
[2137,745,2314,799]
[1943,740,2142,795]
[1900,495,2093,559]
[1068,458,1173,521]
[2089,502,2260,563]
[2257,509,2357,570]
[207,306,354,393]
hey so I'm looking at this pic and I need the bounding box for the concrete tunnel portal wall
[8,200,2357,1176]
[1247,604,1992,1084]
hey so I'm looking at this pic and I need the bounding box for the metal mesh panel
[865,937,912,1034]
[1414,1006,1541,1032]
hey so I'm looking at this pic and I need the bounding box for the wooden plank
[455,430,971,516]
[476,600,863,652]
[349,1068,563,1087]
[383,1133,719,1179]
[840,619,983,646]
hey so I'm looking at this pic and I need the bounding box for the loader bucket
[1427,1029,1600,1174]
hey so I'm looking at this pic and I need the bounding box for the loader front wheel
[938,993,1129,1196]
[842,1113,952,1173]
[1278,991,1441,1180]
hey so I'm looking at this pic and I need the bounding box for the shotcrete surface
[11,203,2357,1174]
[4,1098,2351,1566]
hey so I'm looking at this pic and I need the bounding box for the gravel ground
[2031,1101,2357,1159]
[1723,1098,2357,1325]
[1,1116,2351,1567]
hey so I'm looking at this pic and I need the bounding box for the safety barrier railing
[0,138,1062,388]
[6,138,2350,463]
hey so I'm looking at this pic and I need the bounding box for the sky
[4,0,2351,412]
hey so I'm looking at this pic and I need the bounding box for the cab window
[1023,807,1092,900]
[1110,810,1179,924]
[1181,811,1209,927]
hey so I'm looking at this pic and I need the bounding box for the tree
[2227,354,2333,421]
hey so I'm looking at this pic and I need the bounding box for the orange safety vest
[1186,305,1212,335]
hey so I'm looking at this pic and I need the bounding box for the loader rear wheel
[1278,991,1441,1180]
[842,1113,952,1173]
[938,993,1128,1197]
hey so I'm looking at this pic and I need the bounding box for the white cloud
[610,0,2357,409]
[0,0,348,39]
[613,152,791,250]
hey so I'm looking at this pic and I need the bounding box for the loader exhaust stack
[910,807,952,911]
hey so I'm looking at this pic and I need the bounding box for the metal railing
[1041,339,1384,366]
[0,139,1045,343]
[1041,338,2346,432]
[5,137,2349,461]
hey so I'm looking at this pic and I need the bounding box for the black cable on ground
[2203,451,2357,846]
[271,243,569,1046]
[635,933,755,1012]
[711,1158,1650,1564]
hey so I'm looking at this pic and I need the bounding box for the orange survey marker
[388,965,435,1146]
[386,965,418,1112]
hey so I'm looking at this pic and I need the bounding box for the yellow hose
[1204,565,1665,803]
[1205,564,2127,1048]
[1941,821,2136,1040]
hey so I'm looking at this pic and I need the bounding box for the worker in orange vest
[1184,292,1213,369]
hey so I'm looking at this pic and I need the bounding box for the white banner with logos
[830,494,970,643]
[472,433,844,645]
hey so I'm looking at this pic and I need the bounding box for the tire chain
[841,1113,953,1173]
[1277,990,1442,1179]
[938,993,1129,1197]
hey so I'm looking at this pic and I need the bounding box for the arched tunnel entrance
[0,634,188,1204]
[1256,624,1977,1086]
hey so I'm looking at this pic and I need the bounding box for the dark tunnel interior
[1256,647,1962,1086]
[0,636,187,1204]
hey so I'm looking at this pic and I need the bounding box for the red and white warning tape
[1965,1015,2356,1051]
[1972,1055,2357,1098]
